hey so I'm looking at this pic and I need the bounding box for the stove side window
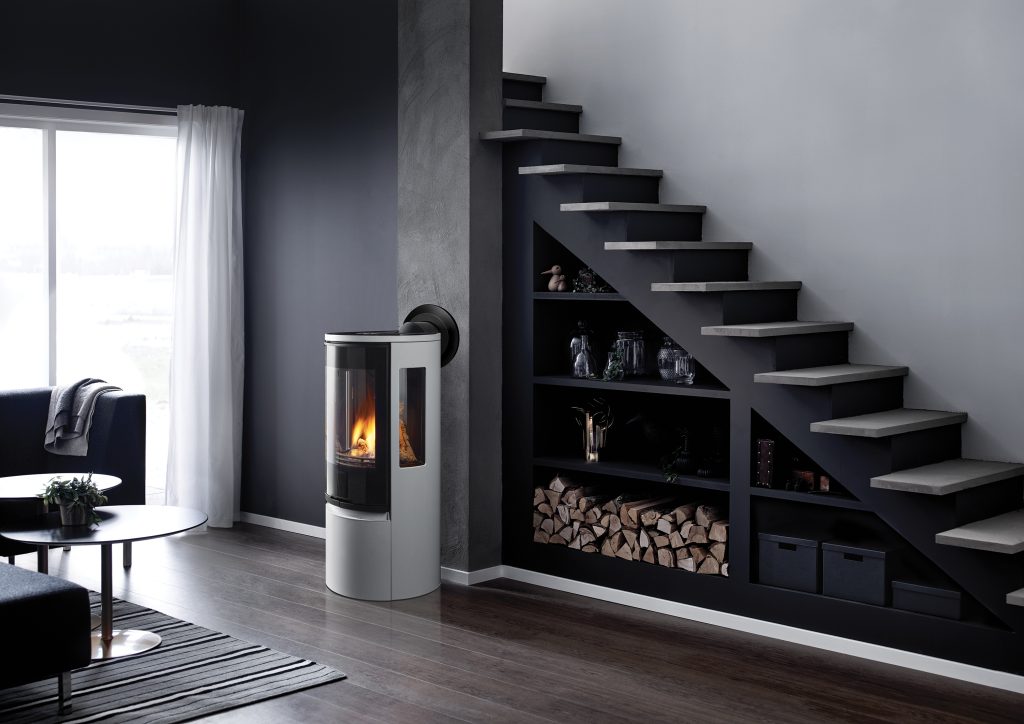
[399,367,425,468]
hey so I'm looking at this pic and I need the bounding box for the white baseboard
[237,515,1024,694]
[238,512,326,539]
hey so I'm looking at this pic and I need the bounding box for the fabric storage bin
[821,542,893,606]
[758,533,820,593]
[892,581,962,620]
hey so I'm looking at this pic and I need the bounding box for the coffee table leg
[36,545,48,574]
[91,542,161,660]
[123,541,132,568]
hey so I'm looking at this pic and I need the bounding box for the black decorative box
[822,542,893,606]
[892,580,962,620]
[758,532,820,593]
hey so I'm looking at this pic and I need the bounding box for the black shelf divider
[749,486,867,511]
[534,455,730,492]
[533,292,625,301]
[534,374,730,399]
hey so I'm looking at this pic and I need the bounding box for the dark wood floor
[24,523,1022,723]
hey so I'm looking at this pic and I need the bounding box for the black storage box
[892,581,962,620]
[758,533,820,593]
[822,541,893,606]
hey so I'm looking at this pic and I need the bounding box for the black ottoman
[0,565,91,713]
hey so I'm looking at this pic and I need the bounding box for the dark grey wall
[239,0,399,527]
[0,0,239,107]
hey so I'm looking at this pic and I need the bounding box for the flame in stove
[350,402,376,459]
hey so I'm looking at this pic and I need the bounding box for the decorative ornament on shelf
[41,472,107,526]
[570,267,612,294]
[572,397,614,463]
[662,427,695,482]
[602,346,625,381]
[540,264,568,292]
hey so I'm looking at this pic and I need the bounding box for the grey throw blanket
[44,378,122,456]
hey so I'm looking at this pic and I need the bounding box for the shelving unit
[533,374,729,399]
[534,455,730,492]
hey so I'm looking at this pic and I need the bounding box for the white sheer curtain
[166,106,245,527]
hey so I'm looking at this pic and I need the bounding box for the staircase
[489,71,1024,671]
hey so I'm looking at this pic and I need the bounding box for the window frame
[0,103,177,385]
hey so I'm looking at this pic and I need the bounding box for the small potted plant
[42,473,107,526]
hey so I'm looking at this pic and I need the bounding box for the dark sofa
[0,564,92,713]
[0,387,146,505]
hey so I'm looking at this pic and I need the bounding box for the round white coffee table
[1,505,207,659]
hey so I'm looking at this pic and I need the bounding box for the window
[0,105,177,498]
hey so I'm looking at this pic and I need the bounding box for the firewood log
[709,542,727,564]
[551,517,564,533]
[638,528,650,549]
[622,529,638,549]
[696,504,723,529]
[675,548,692,563]
[556,504,571,525]
[548,475,570,493]
[640,508,666,527]
[616,543,633,561]
[632,544,643,561]
[601,539,615,556]
[609,531,624,551]
[533,530,549,544]
[540,518,554,535]
[544,490,562,508]
[652,534,670,548]
[622,497,674,528]
[582,544,598,553]
[658,548,675,567]
[602,499,619,514]
[533,512,543,529]
[680,520,694,538]
[656,518,677,535]
[592,524,607,538]
[709,520,729,543]
[673,503,697,526]
[568,537,581,550]
[642,546,656,564]
[570,508,585,522]
[678,557,697,572]
[558,526,574,542]
[688,545,708,566]
[584,508,601,524]
[549,533,567,545]
[579,494,609,512]
[697,557,721,575]
[669,531,685,549]
[721,562,729,577]
[571,521,580,537]
[686,525,708,545]
[562,487,582,507]
[537,503,553,516]
[608,516,622,535]
[579,529,597,547]
[533,487,546,506]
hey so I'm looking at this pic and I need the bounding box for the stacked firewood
[531,475,729,576]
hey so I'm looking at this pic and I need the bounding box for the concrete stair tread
[520,164,662,177]
[871,459,1024,495]
[1008,588,1024,607]
[481,129,622,144]
[702,321,854,337]
[935,510,1024,554]
[505,99,582,113]
[605,241,751,250]
[754,363,908,387]
[653,280,800,292]
[562,201,706,213]
[503,71,546,84]
[810,408,967,438]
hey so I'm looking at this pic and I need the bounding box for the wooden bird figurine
[541,264,568,292]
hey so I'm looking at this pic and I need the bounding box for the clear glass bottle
[657,337,685,381]
[572,335,596,379]
[615,331,645,376]
[569,320,591,373]
[674,352,696,385]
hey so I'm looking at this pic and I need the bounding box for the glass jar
[572,334,596,379]
[657,337,686,381]
[615,331,645,376]
[675,352,696,385]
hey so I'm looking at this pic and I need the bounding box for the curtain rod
[0,94,177,116]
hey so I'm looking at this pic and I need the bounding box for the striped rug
[0,594,345,723]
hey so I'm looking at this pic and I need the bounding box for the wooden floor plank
[24,524,1024,724]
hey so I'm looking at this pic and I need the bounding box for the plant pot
[59,503,90,526]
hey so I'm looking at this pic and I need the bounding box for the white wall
[505,0,1024,462]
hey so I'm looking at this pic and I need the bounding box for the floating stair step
[653,280,800,292]
[481,129,621,144]
[871,459,1024,496]
[935,510,1024,554]
[503,71,546,85]
[606,241,751,251]
[520,164,662,177]
[562,201,706,214]
[754,363,908,387]
[505,99,582,113]
[702,321,853,338]
[1008,588,1024,607]
[810,408,967,438]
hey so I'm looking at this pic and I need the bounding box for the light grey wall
[399,0,503,570]
[506,0,1024,463]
